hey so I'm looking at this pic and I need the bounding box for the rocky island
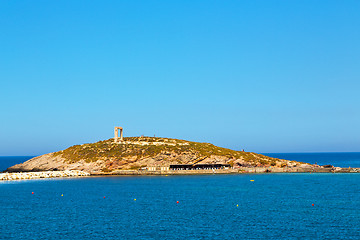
[4,136,359,180]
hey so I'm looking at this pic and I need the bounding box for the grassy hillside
[53,137,287,168]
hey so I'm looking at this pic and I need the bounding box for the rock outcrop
[7,137,301,174]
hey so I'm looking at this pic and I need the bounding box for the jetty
[0,170,90,181]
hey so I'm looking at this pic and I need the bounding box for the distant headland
[3,127,360,180]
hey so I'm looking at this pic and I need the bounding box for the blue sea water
[0,174,359,239]
[1,153,360,239]
[0,156,34,171]
[264,152,360,168]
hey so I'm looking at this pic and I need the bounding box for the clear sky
[1,1,359,155]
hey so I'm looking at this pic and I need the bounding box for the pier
[0,170,90,181]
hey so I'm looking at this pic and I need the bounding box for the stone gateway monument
[114,127,123,143]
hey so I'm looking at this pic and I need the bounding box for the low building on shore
[169,164,231,170]
[146,164,231,171]
[147,166,169,171]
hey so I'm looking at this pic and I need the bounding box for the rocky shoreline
[2,166,359,181]
[5,137,360,179]
[98,166,360,175]
[0,170,90,181]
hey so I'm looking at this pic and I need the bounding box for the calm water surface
[0,174,359,239]
[265,152,360,168]
[0,156,34,171]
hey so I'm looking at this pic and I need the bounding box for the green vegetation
[129,164,140,170]
[101,167,112,173]
[53,136,283,167]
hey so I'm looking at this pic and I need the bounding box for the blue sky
[1,1,359,155]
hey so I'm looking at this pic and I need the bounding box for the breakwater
[1,167,359,180]
[95,166,360,175]
[0,170,90,181]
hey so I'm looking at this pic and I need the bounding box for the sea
[0,153,359,239]
[265,152,360,168]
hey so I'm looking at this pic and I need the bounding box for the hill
[7,137,303,174]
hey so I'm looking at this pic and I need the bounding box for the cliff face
[7,137,302,174]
